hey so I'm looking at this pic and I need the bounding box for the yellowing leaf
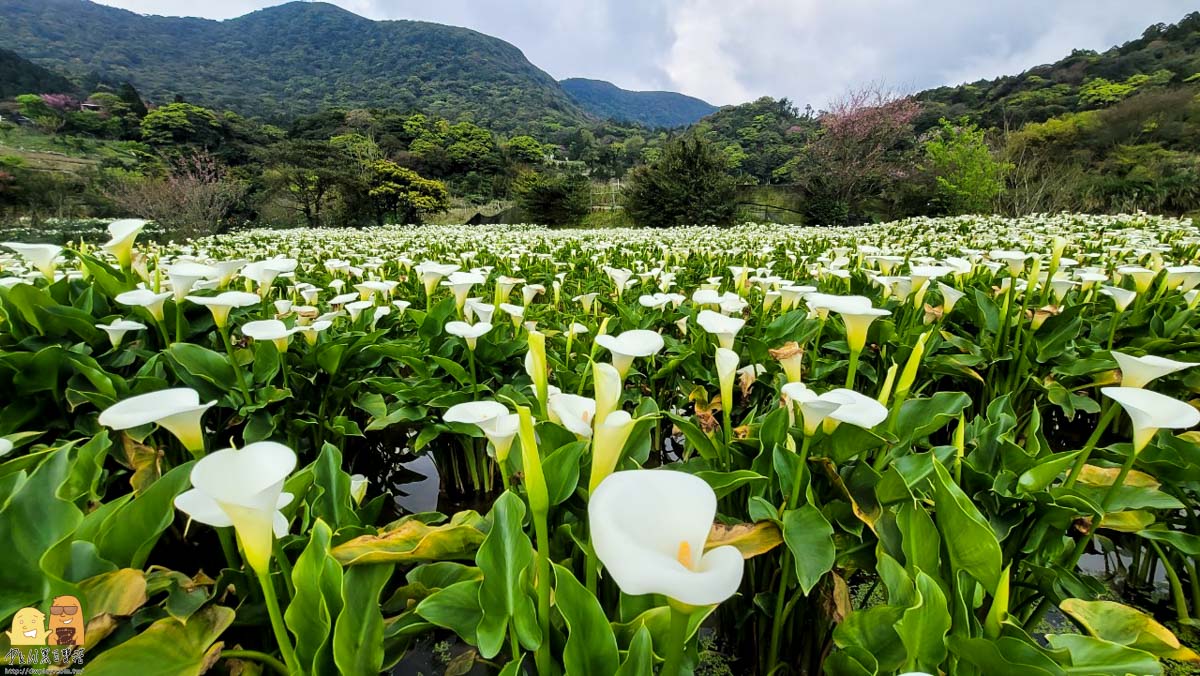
[332,511,486,565]
[1078,464,1159,489]
[80,568,148,619]
[1096,510,1155,532]
[706,521,783,559]
[1061,599,1200,662]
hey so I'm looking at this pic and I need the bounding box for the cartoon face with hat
[46,596,84,647]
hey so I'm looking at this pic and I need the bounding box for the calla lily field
[2,213,1200,675]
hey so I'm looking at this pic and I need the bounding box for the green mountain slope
[560,78,717,128]
[916,11,1200,131]
[0,0,589,130]
[0,47,76,99]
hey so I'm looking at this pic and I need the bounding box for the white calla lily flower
[1112,352,1196,389]
[101,219,146,268]
[242,319,295,352]
[1102,387,1200,453]
[595,329,665,379]
[2,242,62,281]
[96,319,147,348]
[589,469,744,606]
[548,393,597,439]
[115,289,173,322]
[445,321,493,350]
[174,441,297,574]
[99,388,215,454]
[187,291,262,328]
[697,310,746,349]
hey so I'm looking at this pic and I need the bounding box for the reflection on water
[392,453,441,514]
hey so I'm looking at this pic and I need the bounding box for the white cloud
[91,0,1194,107]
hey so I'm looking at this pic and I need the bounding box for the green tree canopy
[622,134,737,228]
[366,160,450,225]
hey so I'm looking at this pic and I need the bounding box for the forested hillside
[0,0,588,131]
[917,12,1200,131]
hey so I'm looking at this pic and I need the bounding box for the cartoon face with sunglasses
[46,596,84,647]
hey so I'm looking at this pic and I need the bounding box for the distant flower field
[1,214,1199,675]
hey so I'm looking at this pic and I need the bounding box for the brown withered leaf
[122,434,163,495]
[706,521,783,559]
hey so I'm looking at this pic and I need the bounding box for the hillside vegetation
[0,0,587,131]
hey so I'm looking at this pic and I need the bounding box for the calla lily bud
[593,361,622,426]
[589,410,636,492]
[516,405,550,516]
[527,330,549,414]
[716,348,739,427]
[877,362,899,406]
[350,474,368,505]
[894,331,930,404]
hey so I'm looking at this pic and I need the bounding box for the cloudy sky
[93,0,1189,108]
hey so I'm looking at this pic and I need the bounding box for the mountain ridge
[560,77,718,128]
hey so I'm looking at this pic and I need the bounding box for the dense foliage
[623,135,738,228]
[2,215,1200,674]
[0,47,76,100]
[560,78,718,129]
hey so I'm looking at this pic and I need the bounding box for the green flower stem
[1063,405,1121,487]
[175,302,185,344]
[1106,311,1120,350]
[1025,444,1137,630]
[256,568,299,674]
[220,649,289,676]
[809,318,826,374]
[219,325,254,405]
[273,539,295,600]
[768,433,813,670]
[845,348,860,389]
[661,602,691,676]
[466,346,478,395]
[217,529,240,572]
[532,509,553,676]
[1149,541,1191,622]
